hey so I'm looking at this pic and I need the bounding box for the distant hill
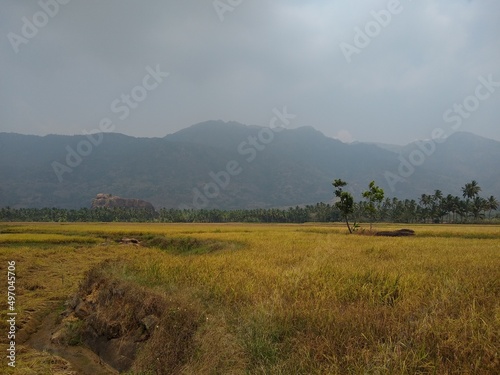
[0,123,499,209]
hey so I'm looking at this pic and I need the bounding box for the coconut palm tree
[461,181,482,221]
[442,194,455,223]
[431,190,445,223]
[470,197,488,221]
[462,180,481,200]
[486,195,499,219]
[419,194,432,223]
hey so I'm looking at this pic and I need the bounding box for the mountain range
[1,121,499,209]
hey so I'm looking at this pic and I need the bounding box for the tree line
[0,180,497,224]
[333,179,498,232]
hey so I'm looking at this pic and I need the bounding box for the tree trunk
[345,217,352,234]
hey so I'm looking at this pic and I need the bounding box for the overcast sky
[1,0,499,145]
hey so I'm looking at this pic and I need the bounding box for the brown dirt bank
[60,261,203,374]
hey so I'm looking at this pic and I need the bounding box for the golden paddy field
[0,223,499,374]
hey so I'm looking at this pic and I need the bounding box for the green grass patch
[0,233,101,244]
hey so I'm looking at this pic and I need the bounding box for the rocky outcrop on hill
[91,194,155,211]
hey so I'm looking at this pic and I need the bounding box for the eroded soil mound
[59,261,202,374]
[375,229,415,237]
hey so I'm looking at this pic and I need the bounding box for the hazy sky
[1,0,499,144]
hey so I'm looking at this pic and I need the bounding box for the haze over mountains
[1,122,499,209]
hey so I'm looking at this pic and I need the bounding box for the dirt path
[25,309,118,375]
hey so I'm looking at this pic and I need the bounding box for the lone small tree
[333,179,354,233]
[362,180,385,231]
